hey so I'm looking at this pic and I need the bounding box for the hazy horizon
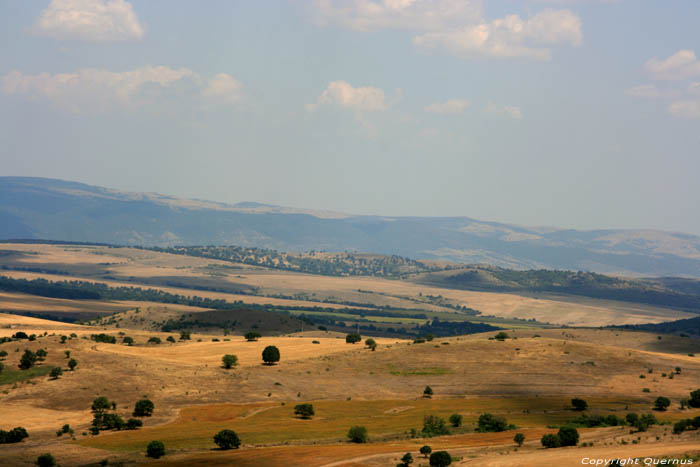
[2,1,700,234]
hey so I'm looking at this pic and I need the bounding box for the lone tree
[68,359,77,371]
[557,426,579,447]
[213,429,241,450]
[420,445,432,458]
[294,403,315,419]
[36,453,56,467]
[477,413,508,432]
[514,433,525,447]
[346,333,361,344]
[429,451,452,467]
[347,426,368,443]
[494,332,509,341]
[571,398,588,411]
[399,452,413,466]
[654,396,671,411]
[449,413,463,427]
[262,346,280,365]
[222,354,238,369]
[423,386,433,398]
[687,389,700,408]
[365,338,377,351]
[146,440,165,459]
[133,399,155,417]
[19,349,37,370]
[245,332,261,342]
[49,367,62,380]
[64,350,70,359]
[541,433,561,448]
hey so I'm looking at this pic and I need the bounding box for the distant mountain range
[2,176,700,277]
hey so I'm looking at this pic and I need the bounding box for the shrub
[146,440,165,458]
[19,349,37,370]
[477,413,508,432]
[429,451,452,467]
[166,336,175,343]
[262,346,280,365]
[423,386,433,398]
[122,336,134,345]
[49,367,62,379]
[347,425,368,443]
[494,332,509,341]
[514,432,525,446]
[557,426,579,446]
[654,396,671,411]
[245,332,261,341]
[147,337,161,344]
[36,453,56,467]
[179,331,191,340]
[213,429,241,449]
[422,415,450,436]
[449,413,463,428]
[133,399,155,417]
[346,333,361,344]
[571,398,588,411]
[294,403,315,419]
[541,433,561,448]
[36,349,48,361]
[222,354,238,369]
[68,359,77,371]
[0,427,29,444]
[126,418,143,430]
[91,334,116,344]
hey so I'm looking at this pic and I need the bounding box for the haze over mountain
[2,176,700,277]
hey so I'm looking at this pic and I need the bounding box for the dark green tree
[449,414,462,427]
[365,338,377,351]
[213,429,241,449]
[347,426,368,443]
[514,433,525,447]
[294,403,315,419]
[245,332,261,341]
[146,440,165,459]
[422,415,450,436]
[49,367,62,379]
[133,399,155,417]
[423,386,433,398]
[420,445,432,457]
[399,452,413,466]
[557,426,579,446]
[346,333,361,344]
[654,396,671,411]
[262,345,280,365]
[541,433,561,448]
[19,349,37,370]
[477,413,508,432]
[68,359,77,371]
[688,389,700,408]
[36,453,56,467]
[222,354,238,369]
[571,398,588,411]
[429,451,452,467]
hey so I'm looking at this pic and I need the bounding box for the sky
[1,0,699,234]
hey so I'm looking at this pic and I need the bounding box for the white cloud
[413,9,582,60]
[307,81,389,111]
[1,66,243,114]
[34,0,144,41]
[624,84,680,99]
[424,99,470,114]
[688,82,700,96]
[201,73,243,104]
[312,0,483,31]
[668,100,700,119]
[485,103,523,119]
[644,50,700,81]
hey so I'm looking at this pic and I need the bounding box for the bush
[0,349,8,358]
[146,440,165,458]
[420,445,432,457]
[12,332,28,339]
[126,418,143,430]
[294,403,315,419]
[449,413,463,427]
[422,415,450,436]
[262,345,280,365]
[477,413,508,432]
[222,354,238,369]
[346,333,361,344]
[19,349,37,370]
[147,337,161,344]
[557,426,579,446]
[423,386,433,398]
[68,359,77,371]
[166,336,176,343]
[514,433,525,446]
[541,433,561,448]
[91,334,116,344]
[122,336,134,346]
[213,429,241,449]
[245,332,261,341]
[0,427,29,444]
[179,331,191,340]
[133,399,155,417]
[49,367,62,379]
[626,413,639,425]
[571,398,588,411]
[347,425,368,443]
[36,349,48,361]
[654,396,671,411]
[429,451,452,467]
[36,453,56,467]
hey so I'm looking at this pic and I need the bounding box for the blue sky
[1,0,699,234]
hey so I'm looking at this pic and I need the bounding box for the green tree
[654,396,671,411]
[347,426,368,443]
[245,331,261,341]
[122,336,134,346]
[262,345,280,365]
[514,433,525,447]
[147,337,161,344]
[422,415,450,436]
[557,426,579,446]
[36,453,56,467]
[213,429,241,450]
[19,349,37,370]
[449,413,463,427]
[423,386,433,398]
[133,399,155,417]
[0,362,3,374]
[126,419,143,430]
[0,349,7,358]
[294,403,315,419]
[36,348,48,361]
[146,440,165,459]
[346,333,361,344]
[64,350,70,358]
[49,367,62,379]
[68,359,77,371]
[494,332,509,341]
[166,336,176,343]
[477,413,508,432]
[222,354,238,369]
[429,451,452,467]
[688,389,700,408]
[541,433,561,448]
[365,338,377,351]
[571,398,588,411]
[399,452,413,466]
[420,445,432,457]
[92,397,111,416]
[179,331,191,340]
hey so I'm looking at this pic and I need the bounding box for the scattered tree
[365,338,377,351]
[179,331,191,340]
[49,367,62,379]
[423,386,433,398]
[654,396,671,411]
[146,440,165,459]
[122,336,134,346]
[514,432,525,447]
[347,426,368,443]
[245,331,261,342]
[126,419,143,430]
[36,348,48,361]
[449,414,462,428]
[133,399,155,417]
[429,451,452,467]
[64,350,70,358]
[557,426,579,446]
[36,453,56,467]
[262,345,280,365]
[688,389,700,408]
[422,415,450,436]
[68,359,77,371]
[477,413,508,432]
[18,349,37,370]
[213,429,241,450]
[0,349,7,358]
[346,333,361,344]
[166,336,176,343]
[494,332,509,341]
[420,445,432,458]
[399,452,413,467]
[0,427,29,444]
[571,398,588,411]
[541,433,561,448]
[147,337,161,345]
[222,354,238,369]
[294,403,315,419]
